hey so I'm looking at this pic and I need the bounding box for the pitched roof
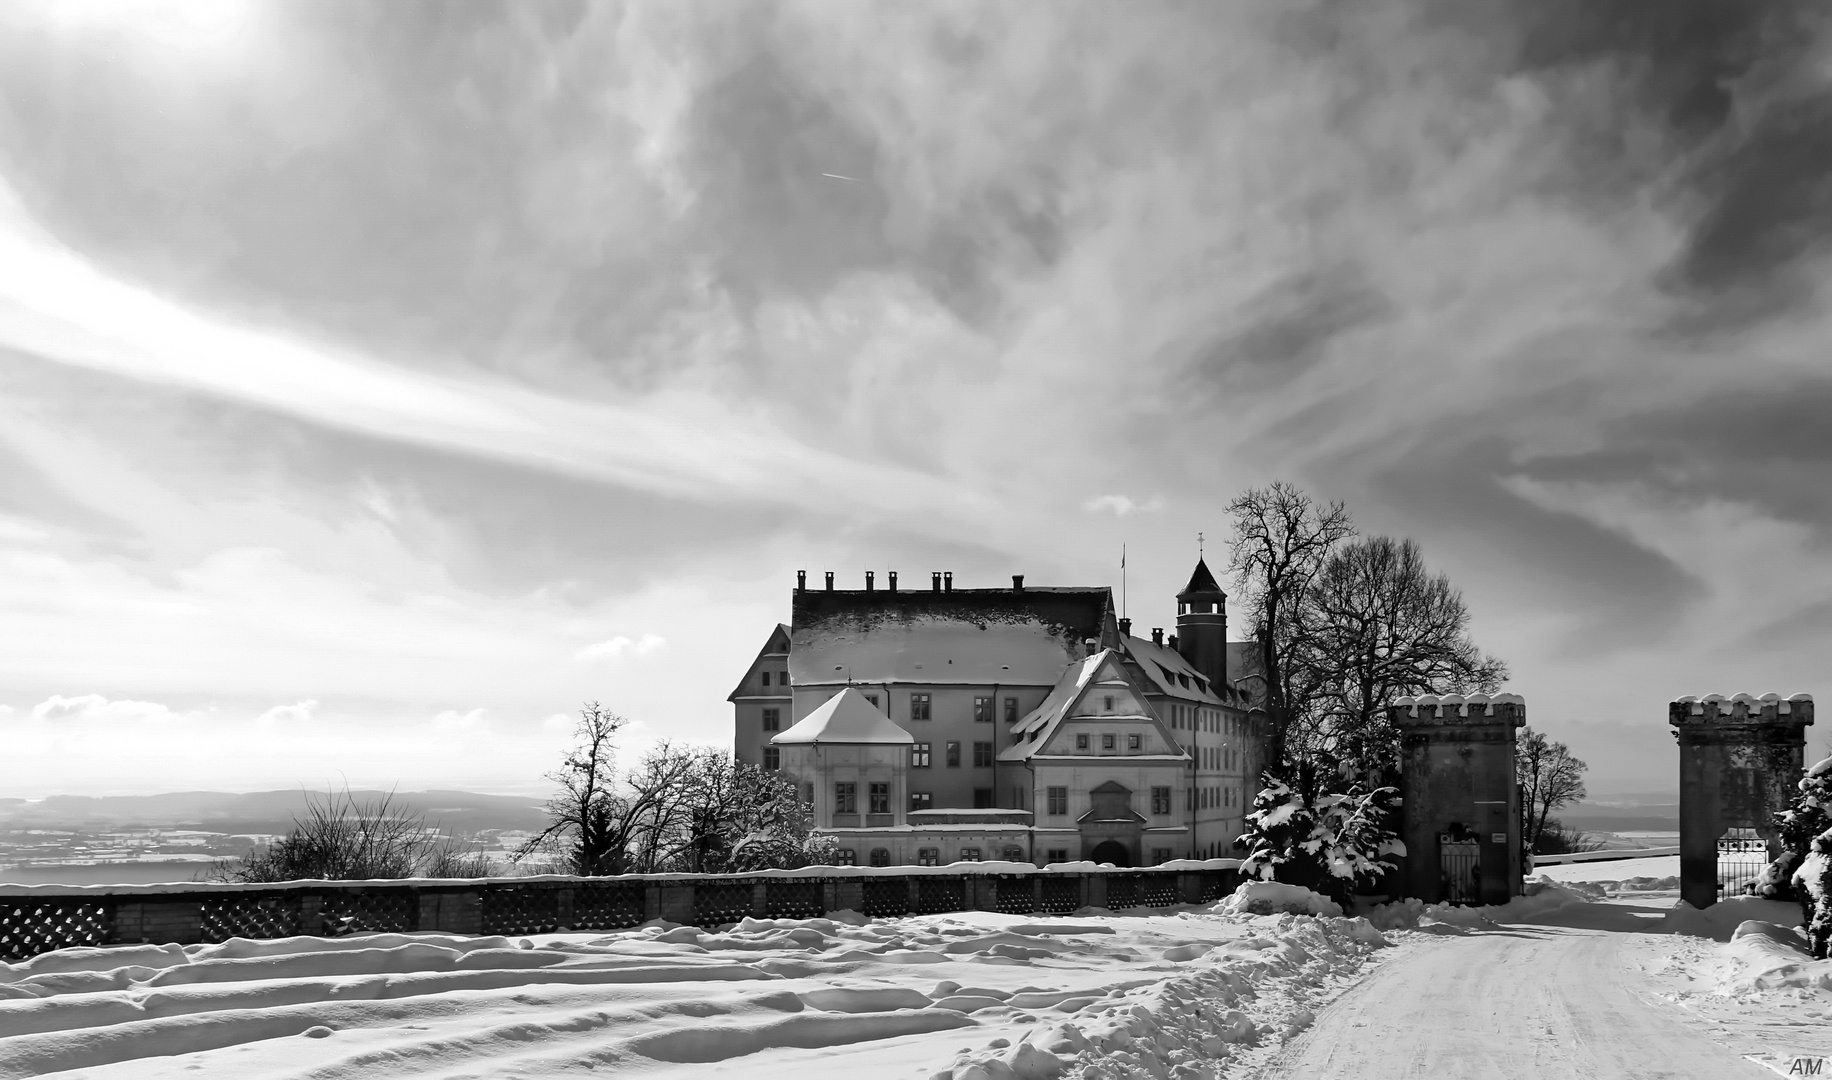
[726,623,791,702]
[788,586,1116,687]
[771,686,914,745]
[1120,633,1223,705]
[1177,558,1224,599]
[1000,649,1188,763]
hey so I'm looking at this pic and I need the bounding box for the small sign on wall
[1490,833,1507,844]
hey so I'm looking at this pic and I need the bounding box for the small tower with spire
[1175,556,1228,692]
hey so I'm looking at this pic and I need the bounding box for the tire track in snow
[1259,927,1776,1080]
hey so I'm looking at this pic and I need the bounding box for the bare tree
[514,702,627,875]
[208,786,483,882]
[1300,536,1509,783]
[1225,481,1355,788]
[1516,727,1589,853]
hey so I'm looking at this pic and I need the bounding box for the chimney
[944,571,954,592]
[796,570,806,593]
[1168,633,1178,651]
[865,570,875,592]
[824,571,834,591]
[1151,627,1164,646]
[1118,617,1132,637]
[1012,574,1024,591]
[932,572,942,592]
[888,570,898,592]
[1083,637,1098,657]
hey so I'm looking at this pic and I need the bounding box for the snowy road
[1263,926,1777,1080]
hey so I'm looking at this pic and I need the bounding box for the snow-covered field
[0,899,1392,1079]
[5,859,1827,1080]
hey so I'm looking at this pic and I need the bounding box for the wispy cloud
[1082,495,1165,518]
[574,634,669,662]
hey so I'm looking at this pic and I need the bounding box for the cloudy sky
[1,0,1828,799]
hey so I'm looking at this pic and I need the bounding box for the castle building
[728,563,1269,867]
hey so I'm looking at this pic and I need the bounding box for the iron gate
[1439,835,1481,905]
[1716,828,1768,897]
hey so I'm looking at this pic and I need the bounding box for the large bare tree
[515,702,629,875]
[1300,536,1509,783]
[1516,727,1589,853]
[1225,481,1355,787]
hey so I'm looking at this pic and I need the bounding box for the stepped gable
[789,584,1115,687]
[771,686,914,745]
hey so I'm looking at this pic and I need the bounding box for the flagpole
[1121,543,1127,621]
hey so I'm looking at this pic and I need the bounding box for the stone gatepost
[1389,694,1527,905]
[1669,693,1814,909]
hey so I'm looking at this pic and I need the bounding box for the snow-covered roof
[1121,634,1223,705]
[788,588,1114,687]
[771,686,913,745]
[1000,649,1189,763]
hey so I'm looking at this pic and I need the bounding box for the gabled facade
[727,623,791,768]
[1001,649,1192,866]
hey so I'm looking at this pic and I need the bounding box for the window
[1128,733,1141,751]
[762,671,771,687]
[1186,786,1193,811]
[763,746,780,770]
[1002,845,1024,862]
[911,693,931,721]
[865,693,879,708]
[1046,847,1069,865]
[973,787,993,809]
[1076,733,1090,751]
[781,671,789,686]
[1104,695,1115,711]
[1005,697,1019,723]
[960,847,982,862]
[913,742,931,768]
[834,782,857,813]
[869,783,890,815]
[761,707,780,732]
[1102,733,1116,751]
[946,741,961,767]
[1151,786,1171,815]
[1047,786,1067,815]
[870,848,891,867]
[1150,847,1172,865]
[834,848,856,866]
[910,791,933,811]
[973,741,993,767]
[918,847,939,867]
[974,696,993,722]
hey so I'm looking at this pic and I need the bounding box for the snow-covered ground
[6,860,1827,1079]
[0,901,1393,1079]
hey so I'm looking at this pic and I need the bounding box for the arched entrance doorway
[1089,839,1132,867]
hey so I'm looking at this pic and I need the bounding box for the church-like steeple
[1175,558,1228,691]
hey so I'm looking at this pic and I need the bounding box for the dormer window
[762,671,770,687]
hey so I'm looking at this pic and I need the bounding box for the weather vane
[1198,531,1204,558]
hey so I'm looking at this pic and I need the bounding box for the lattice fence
[1104,875,1140,910]
[574,882,647,931]
[320,891,418,936]
[914,877,966,915]
[1140,873,1179,908]
[992,876,1036,914]
[694,879,757,927]
[481,887,561,936]
[1198,870,1235,904]
[201,895,301,943]
[0,900,113,961]
[1040,876,1081,914]
[861,877,911,918]
[764,879,823,920]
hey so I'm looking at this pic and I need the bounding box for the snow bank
[1364,878,1595,930]
[1652,896,1805,942]
[1211,882,1343,918]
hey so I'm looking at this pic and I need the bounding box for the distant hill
[1557,800,1678,833]
[0,790,550,835]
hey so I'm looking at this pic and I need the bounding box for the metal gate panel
[1439,837,1481,905]
[1716,828,1767,897]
